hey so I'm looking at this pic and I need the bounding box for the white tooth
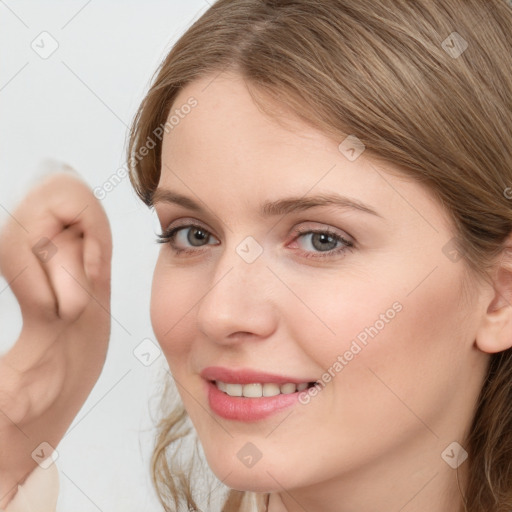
[243,383,263,398]
[280,383,297,394]
[225,383,243,397]
[217,381,227,392]
[262,383,281,397]
[296,382,308,392]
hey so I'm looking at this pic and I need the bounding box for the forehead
[164,71,333,163]
[159,71,454,236]
[162,72,368,192]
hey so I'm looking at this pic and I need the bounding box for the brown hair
[127,1,512,510]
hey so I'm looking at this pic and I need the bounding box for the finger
[43,225,91,323]
[0,218,59,325]
[37,173,113,292]
[1,172,112,323]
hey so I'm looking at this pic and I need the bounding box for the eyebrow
[151,189,383,219]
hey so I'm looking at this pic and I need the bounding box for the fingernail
[33,158,80,183]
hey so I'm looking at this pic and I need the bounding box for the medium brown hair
[128,1,512,510]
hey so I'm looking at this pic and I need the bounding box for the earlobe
[475,251,512,354]
[476,302,512,354]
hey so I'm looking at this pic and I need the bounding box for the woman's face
[150,71,490,506]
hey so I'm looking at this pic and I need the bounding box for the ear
[475,246,512,354]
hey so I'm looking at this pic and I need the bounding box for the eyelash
[289,226,354,259]
[156,223,354,260]
[156,223,208,256]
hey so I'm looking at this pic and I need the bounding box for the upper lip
[200,366,316,385]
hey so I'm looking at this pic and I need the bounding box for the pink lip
[200,366,314,385]
[200,366,316,422]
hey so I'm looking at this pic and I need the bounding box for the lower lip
[206,380,302,422]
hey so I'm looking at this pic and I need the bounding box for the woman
[1,0,511,511]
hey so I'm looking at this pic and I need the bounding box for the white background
[0,1,210,510]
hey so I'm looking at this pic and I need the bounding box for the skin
[0,173,111,508]
[151,71,512,512]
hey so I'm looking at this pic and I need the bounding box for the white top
[1,464,59,512]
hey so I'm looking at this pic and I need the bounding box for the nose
[195,246,278,344]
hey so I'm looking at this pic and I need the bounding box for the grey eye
[182,227,211,246]
[298,232,341,252]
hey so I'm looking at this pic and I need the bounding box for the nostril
[227,331,255,340]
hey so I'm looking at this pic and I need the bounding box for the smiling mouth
[212,380,317,398]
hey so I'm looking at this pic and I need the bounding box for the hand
[0,170,112,507]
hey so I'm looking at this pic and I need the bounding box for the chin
[204,453,300,493]
[220,473,284,494]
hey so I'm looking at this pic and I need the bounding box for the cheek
[284,259,470,428]
[288,251,466,365]
[150,257,198,365]
[276,265,403,372]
